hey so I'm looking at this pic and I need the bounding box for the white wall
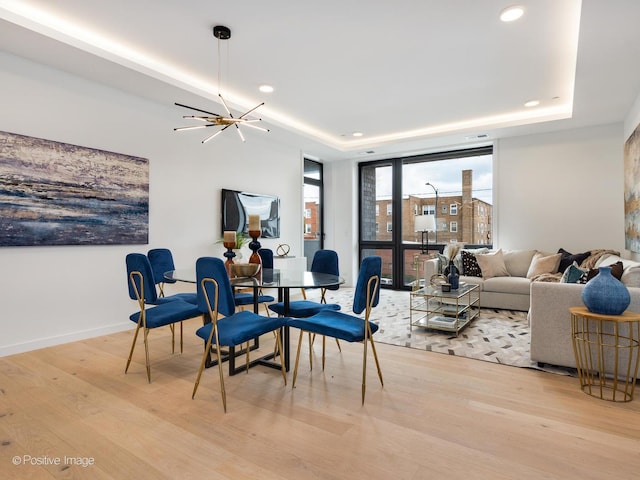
[330,122,626,280]
[495,124,624,253]
[0,50,634,356]
[624,91,640,141]
[0,53,304,355]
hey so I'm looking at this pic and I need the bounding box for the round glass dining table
[166,267,344,291]
[165,267,344,373]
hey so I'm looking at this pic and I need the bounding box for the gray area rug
[321,288,572,374]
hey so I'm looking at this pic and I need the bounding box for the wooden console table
[569,306,640,402]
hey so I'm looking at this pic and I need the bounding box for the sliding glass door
[359,147,493,289]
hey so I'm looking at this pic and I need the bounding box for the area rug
[319,288,573,374]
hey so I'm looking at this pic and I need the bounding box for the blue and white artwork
[0,131,148,246]
[625,123,640,253]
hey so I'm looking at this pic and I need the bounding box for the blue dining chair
[268,249,342,368]
[287,256,383,404]
[125,253,201,383]
[147,248,197,305]
[192,257,288,412]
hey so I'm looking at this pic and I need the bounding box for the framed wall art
[0,131,149,246]
[625,123,640,253]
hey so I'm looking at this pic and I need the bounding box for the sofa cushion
[502,249,536,277]
[460,276,484,290]
[557,248,591,272]
[526,252,562,279]
[476,249,510,279]
[461,250,482,277]
[482,276,531,295]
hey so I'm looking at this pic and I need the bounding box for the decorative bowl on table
[231,263,261,278]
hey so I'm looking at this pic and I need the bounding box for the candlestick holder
[248,229,262,266]
[223,241,237,276]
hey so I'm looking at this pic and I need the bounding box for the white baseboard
[0,322,132,357]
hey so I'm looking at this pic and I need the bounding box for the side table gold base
[570,307,640,402]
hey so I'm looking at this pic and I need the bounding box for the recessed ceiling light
[259,84,274,93]
[524,100,540,107]
[352,131,364,137]
[500,5,524,22]
[465,134,490,140]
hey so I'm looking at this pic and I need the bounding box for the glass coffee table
[410,283,480,335]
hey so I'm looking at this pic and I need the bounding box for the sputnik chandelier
[174,25,269,143]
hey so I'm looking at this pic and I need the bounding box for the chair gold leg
[170,323,175,354]
[308,332,313,370]
[192,334,227,412]
[335,338,342,352]
[125,323,142,374]
[180,322,184,354]
[362,334,368,404]
[292,330,305,388]
[322,335,326,371]
[192,336,213,399]
[369,336,384,386]
[143,328,151,383]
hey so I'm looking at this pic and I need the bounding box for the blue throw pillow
[560,263,587,283]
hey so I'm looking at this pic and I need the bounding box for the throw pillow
[560,262,587,283]
[461,250,482,277]
[526,252,562,279]
[557,248,591,272]
[436,253,448,274]
[585,261,624,282]
[475,249,510,279]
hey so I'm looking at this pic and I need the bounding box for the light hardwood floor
[1,315,639,479]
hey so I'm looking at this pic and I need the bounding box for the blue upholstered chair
[125,253,201,383]
[269,250,342,317]
[268,249,342,368]
[192,257,287,412]
[147,248,197,305]
[287,256,383,404]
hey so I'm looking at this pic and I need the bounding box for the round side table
[569,306,640,402]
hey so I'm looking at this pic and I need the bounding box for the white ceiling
[1,0,640,161]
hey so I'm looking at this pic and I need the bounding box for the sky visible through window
[382,154,493,204]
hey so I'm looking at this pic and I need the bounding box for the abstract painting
[0,131,148,246]
[624,122,640,253]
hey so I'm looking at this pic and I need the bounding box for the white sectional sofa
[530,253,640,375]
[423,249,640,377]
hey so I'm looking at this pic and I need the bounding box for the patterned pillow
[436,253,449,274]
[560,263,587,283]
[461,250,482,277]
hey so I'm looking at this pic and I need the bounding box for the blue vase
[581,266,630,315]
[447,260,460,290]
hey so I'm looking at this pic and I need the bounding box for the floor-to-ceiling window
[359,147,493,289]
[303,158,324,269]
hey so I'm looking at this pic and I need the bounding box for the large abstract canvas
[0,131,148,246]
[625,123,640,253]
